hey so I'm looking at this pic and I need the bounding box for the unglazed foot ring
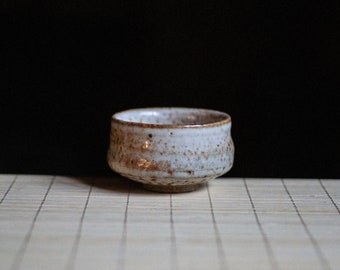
[143,183,203,193]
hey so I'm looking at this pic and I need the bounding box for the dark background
[1,1,339,178]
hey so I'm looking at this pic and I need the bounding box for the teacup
[107,107,234,192]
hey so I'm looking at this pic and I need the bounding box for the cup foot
[143,183,203,193]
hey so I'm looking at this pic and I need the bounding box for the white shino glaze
[107,107,234,192]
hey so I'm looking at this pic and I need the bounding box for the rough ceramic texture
[107,108,234,192]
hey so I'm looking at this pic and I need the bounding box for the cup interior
[113,108,229,126]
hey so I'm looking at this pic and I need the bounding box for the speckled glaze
[107,108,234,192]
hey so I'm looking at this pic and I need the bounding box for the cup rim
[111,107,231,128]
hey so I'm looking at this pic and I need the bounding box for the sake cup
[107,107,234,192]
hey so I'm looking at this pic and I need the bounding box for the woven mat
[1,175,339,270]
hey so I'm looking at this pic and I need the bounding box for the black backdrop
[1,1,339,178]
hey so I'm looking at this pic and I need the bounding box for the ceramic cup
[107,107,234,192]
